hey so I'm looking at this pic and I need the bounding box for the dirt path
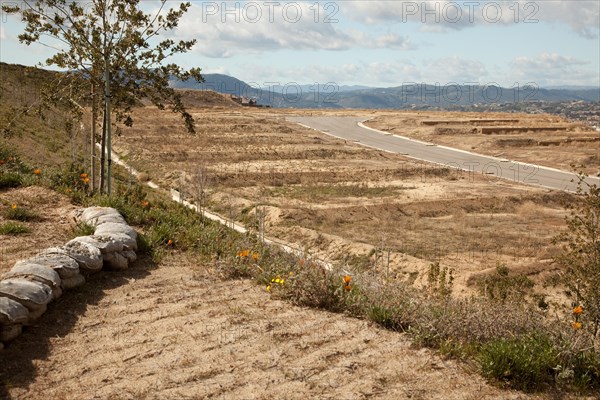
[1,253,553,400]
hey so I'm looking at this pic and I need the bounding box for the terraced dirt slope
[113,107,576,300]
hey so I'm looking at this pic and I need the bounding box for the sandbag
[122,250,137,264]
[22,251,80,280]
[26,304,47,322]
[104,252,128,270]
[93,213,127,226]
[62,241,103,273]
[68,235,123,254]
[80,207,122,225]
[0,324,22,342]
[3,263,63,300]
[0,297,29,325]
[97,233,138,252]
[61,274,85,290]
[0,279,53,312]
[94,222,137,241]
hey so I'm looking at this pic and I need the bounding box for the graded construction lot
[113,104,588,299]
[363,110,599,175]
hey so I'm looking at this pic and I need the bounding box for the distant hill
[171,74,600,109]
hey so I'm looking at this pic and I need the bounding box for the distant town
[441,101,600,131]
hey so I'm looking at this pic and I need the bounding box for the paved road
[288,116,600,193]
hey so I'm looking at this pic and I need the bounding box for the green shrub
[477,264,533,302]
[478,334,559,391]
[427,262,454,298]
[0,172,23,189]
[554,176,600,337]
[0,222,30,235]
[70,221,95,238]
[367,305,405,331]
[3,205,39,221]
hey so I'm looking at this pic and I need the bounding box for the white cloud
[342,1,600,38]
[169,2,415,58]
[243,57,489,86]
[510,53,597,85]
[425,56,488,83]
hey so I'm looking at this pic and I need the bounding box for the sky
[1,0,599,88]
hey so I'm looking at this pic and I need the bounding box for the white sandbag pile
[0,207,138,347]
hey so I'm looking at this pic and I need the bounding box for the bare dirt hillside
[113,107,576,303]
[2,249,557,400]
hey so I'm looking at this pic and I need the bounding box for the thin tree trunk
[100,108,107,194]
[91,84,97,193]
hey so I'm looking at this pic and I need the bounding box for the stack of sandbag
[0,206,138,347]
[72,207,138,270]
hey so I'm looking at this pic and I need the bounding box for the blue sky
[1,1,599,88]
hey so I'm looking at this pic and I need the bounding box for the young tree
[554,175,600,338]
[2,0,203,194]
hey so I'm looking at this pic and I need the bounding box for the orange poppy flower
[573,306,583,315]
[33,168,41,175]
[238,249,250,258]
[343,275,351,284]
[167,239,173,246]
[11,204,17,210]
[571,321,582,330]
[344,284,352,292]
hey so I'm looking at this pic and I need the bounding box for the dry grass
[113,107,577,302]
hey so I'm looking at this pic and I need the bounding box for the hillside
[1,62,599,398]
[0,63,80,167]
[170,73,600,109]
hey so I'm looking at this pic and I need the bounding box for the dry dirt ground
[0,172,590,398]
[0,186,549,398]
[1,248,564,400]
[0,186,79,275]
[113,104,578,304]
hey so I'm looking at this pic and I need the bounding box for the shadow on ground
[0,255,157,399]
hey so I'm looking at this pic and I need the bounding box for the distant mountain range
[170,74,600,109]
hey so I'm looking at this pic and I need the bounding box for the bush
[70,221,95,238]
[478,334,559,391]
[554,175,600,338]
[477,264,534,303]
[3,205,39,222]
[0,222,30,235]
[0,172,23,189]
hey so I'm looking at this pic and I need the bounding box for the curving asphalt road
[287,116,600,193]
